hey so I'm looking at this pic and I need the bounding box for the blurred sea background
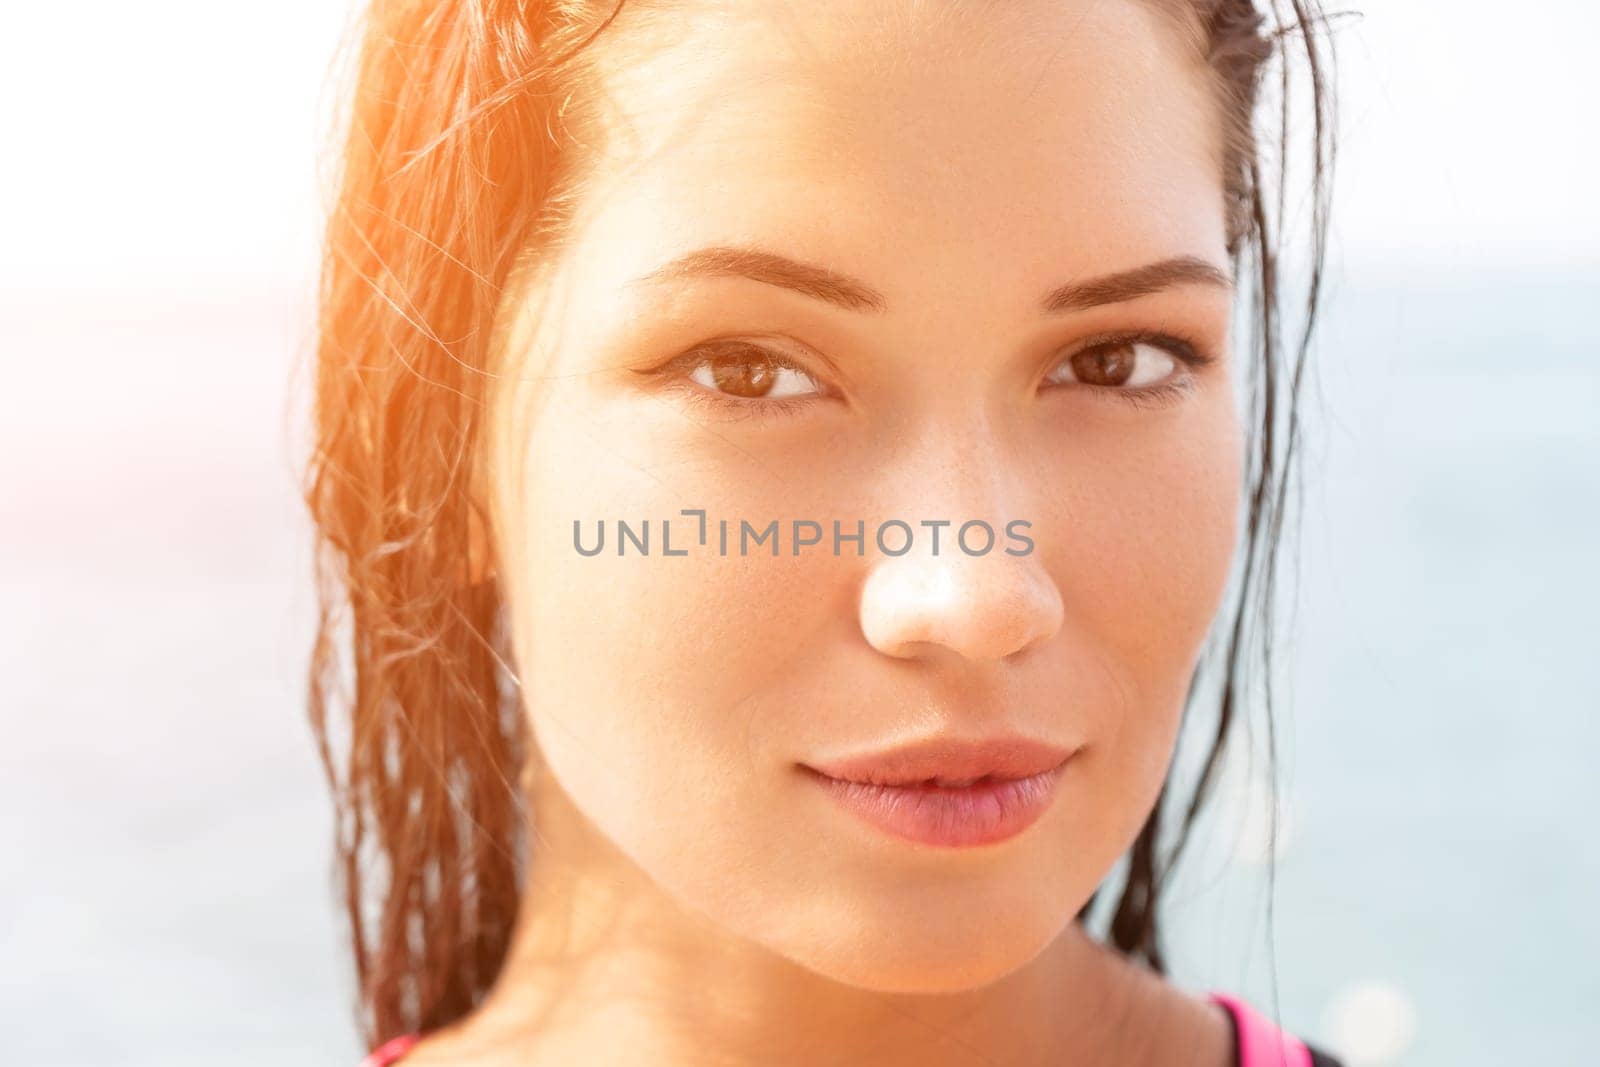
[2,2,1595,1065]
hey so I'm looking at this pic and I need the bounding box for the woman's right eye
[674,342,829,407]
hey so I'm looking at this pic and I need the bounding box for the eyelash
[1040,329,1218,410]
[644,329,1216,421]
[642,343,834,424]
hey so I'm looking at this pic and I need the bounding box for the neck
[424,766,1216,1067]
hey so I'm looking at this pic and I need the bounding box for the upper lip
[803,734,1078,787]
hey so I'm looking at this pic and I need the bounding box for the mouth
[799,734,1079,849]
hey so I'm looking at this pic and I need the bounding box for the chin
[759,892,1067,994]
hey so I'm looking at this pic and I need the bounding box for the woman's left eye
[1043,338,1184,392]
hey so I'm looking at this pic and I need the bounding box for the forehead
[553,0,1225,311]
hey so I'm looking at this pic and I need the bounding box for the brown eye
[1071,342,1136,385]
[1048,339,1180,390]
[705,346,777,398]
[686,342,825,401]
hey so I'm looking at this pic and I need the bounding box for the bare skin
[405,765,1236,1067]
[408,0,1246,1063]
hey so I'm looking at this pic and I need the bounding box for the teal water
[1159,264,1600,1064]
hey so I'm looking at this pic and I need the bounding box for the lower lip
[803,762,1069,849]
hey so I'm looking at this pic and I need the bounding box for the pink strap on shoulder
[359,1033,420,1067]
[1206,992,1313,1067]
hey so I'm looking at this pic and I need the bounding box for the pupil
[710,349,776,398]
[1071,343,1135,386]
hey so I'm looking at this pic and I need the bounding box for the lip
[805,735,1077,787]
[800,735,1078,849]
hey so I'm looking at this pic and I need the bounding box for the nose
[857,539,1063,663]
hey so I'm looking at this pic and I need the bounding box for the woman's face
[487,0,1240,992]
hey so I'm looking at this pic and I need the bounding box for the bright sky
[0,0,1594,300]
[1328,0,1599,270]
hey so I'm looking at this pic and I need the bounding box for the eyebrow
[633,245,1233,315]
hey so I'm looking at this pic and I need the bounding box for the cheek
[1017,390,1242,896]
[1054,391,1241,663]
[498,386,838,877]
[1040,390,1243,768]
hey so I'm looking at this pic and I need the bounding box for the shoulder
[1205,991,1347,1067]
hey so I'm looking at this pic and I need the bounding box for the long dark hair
[301,0,1339,1049]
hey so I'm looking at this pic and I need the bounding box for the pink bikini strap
[1206,991,1314,1067]
[358,1033,421,1067]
